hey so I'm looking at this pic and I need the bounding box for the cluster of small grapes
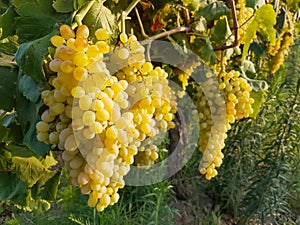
[191,68,254,180]
[36,24,177,211]
[106,35,177,167]
[219,70,254,125]
[191,72,227,180]
[269,26,294,74]
[235,0,254,44]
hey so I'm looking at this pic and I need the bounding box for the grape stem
[72,0,96,29]
[119,0,141,34]
[214,0,239,51]
[135,7,149,38]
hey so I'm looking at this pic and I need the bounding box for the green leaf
[211,16,231,46]
[0,6,16,39]
[0,113,24,145]
[191,37,217,65]
[12,156,47,186]
[16,91,50,156]
[18,75,40,102]
[242,4,276,62]
[12,0,69,43]
[6,145,36,158]
[73,0,90,10]
[52,0,73,13]
[0,171,27,204]
[0,66,18,111]
[195,1,230,21]
[83,2,117,36]
[249,90,267,118]
[42,153,58,169]
[36,170,61,201]
[15,33,55,82]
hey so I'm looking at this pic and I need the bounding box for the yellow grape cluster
[36,24,177,211]
[235,0,254,44]
[269,27,294,74]
[219,70,254,125]
[192,74,227,180]
[192,69,254,180]
[108,36,177,167]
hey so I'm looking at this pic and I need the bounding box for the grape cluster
[219,70,254,124]
[36,24,177,211]
[191,72,227,180]
[192,69,254,180]
[106,35,177,167]
[235,0,254,44]
[269,27,294,74]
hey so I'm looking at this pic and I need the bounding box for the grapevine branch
[148,27,190,40]
[214,0,239,51]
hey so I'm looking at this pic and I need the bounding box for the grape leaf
[12,0,68,43]
[16,87,50,156]
[15,32,54,82]
[195,1,230,21]
[6,145,36,158]
[211,16,231,46]
[18,74,40,102]
[52,0,73,13]
[83,1,117,36]
[0,65,18,111]
[0,172,27,202]
[12,156,47,186]
[73,0,90,10]
[191,37,217,65]
[0,112,24,146]
[242,4,276,62]
[0,6,16,39]
[32,170,61,201]
[42,153,58,169]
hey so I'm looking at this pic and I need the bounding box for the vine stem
[148,27,190,40]
[123,0,141,18]
[72,0,96,29]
